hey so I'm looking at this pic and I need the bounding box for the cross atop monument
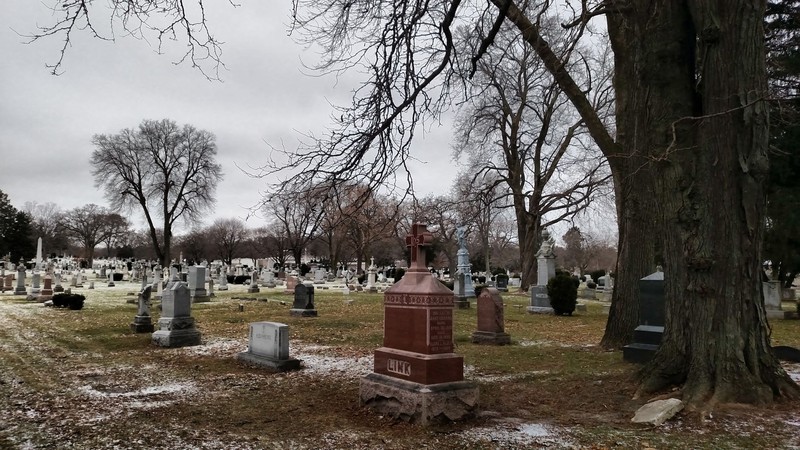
[405,223,433,271]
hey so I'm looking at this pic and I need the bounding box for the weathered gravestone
[471,287,511,345]
[622,270,665,363]
[31,272,41,295]
[454,225,475,308]
[14,262,27,296]
[284,276,298,295]
[290,284,318,317]
[527,229,556,314]
[360,223,478,425]
[236,322,301,371]
[40,274,53,297]
[130,284,155,333]
[53,273,63,293]
[248,269,260,293]
[188,266,210,303]
[763,280,788,320]
[152,281,201,347]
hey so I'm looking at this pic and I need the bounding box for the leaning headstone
[622,270,665,363]
[236,322,301,371]
[152,281,201,347]
[131,285,155,333]
[360,223,478,425]
[471,288,511,345]
[527,229,556,314]
[291,284,318,317]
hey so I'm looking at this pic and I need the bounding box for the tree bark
[616,0,799,407]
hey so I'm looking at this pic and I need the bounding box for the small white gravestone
[237,322,301,371]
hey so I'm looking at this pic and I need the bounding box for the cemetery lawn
[3,286,800,449]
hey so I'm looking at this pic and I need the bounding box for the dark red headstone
[372,224,464,384]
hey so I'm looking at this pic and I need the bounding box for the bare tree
[452,16,613,290]
[23,201,69,257]
[60,204,119,266]
[206,218,250,265]
[91,119,223,266]
[263,186,324,267]
[99,213,131,258]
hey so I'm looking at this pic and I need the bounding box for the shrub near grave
[51,293,86,310]
[547,271,578,315]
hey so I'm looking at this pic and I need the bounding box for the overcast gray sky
[1,1,456,231]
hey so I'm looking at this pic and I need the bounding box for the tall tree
[206,218,250,265]
[0,191,35,264]
[452,15,613,289]
[264,186,324,267]
[60,204,119,266]
[23,201,70,257]
[91,119,223,266]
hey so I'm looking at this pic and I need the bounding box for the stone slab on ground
[631,398,684,426]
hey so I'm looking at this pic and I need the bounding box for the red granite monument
[359,223,478,424]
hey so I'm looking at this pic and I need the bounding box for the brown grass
[1,285,800,449]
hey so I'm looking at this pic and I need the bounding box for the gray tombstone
[527,229,556,314]
[236,322,301,371]
[290,284,318,317]
[622,270,665,363]
[152,281,201,347]
[248,269,260,293]
[188,265,210,303]
[763,280,786,319]
[14,263,27,295]
[131,284,155,333]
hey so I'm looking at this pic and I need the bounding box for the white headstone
[248,322,290,360]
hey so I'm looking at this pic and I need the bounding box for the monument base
[454,296,471,309]
[359,373,478,425]
[290,308,318,317]
[130,315,155,333]
[766,309,790,320]
[152,317,201,347]
[248,286,260,293]
[14,288,27,295]
[152,328,201,347]
[236,351,301,372]
[526,306,553,314]
[192,295,211,303]
[470,331,511,345]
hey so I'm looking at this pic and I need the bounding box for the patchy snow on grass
[78,381,196,399]
[455,422,575,448]
[464,365,550,382]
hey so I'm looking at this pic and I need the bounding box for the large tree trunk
[622,1,798,407]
